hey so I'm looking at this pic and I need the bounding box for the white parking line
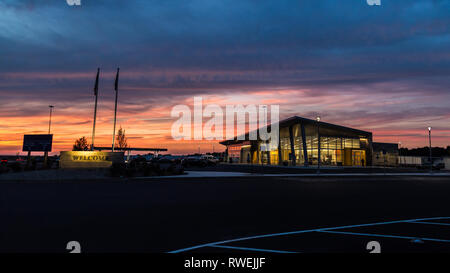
[169,216,450,253]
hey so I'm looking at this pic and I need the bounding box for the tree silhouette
[115,126,128,151]
[73,136,89,151]
[399,146,450,157]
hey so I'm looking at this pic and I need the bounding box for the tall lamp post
[48,105,54,134]
[398,141,402,166]
[44,105,54,167]
[316,116,321,174]
[428,126,432,174]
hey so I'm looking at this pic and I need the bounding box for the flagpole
[112,68,120,152]
[91,68,100,151]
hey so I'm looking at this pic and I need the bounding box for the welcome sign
[60,151,124,169]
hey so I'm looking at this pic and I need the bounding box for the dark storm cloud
[1,0,449,79]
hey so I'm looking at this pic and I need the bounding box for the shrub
[10,162,22,172]
[143,163,157,176]
[125,168,136,177]
[110,162,126,177]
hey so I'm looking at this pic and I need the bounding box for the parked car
[152,155,184,175]
[183,155,218,167]
[418,162,445,170]
[201,155,219,165]
[143,154,155,161]
[184,156,207,167]
[160,155,184,164]
[124,154,153,164]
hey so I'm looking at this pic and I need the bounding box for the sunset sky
[0,0,449,155]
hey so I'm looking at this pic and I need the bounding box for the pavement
[1,175,450,253]
[0,168,109,181]
[137,171,450,179]
[186,163,449,174]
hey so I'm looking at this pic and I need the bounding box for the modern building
[220,116,377,167]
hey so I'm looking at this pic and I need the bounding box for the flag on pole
[112,67,120,152]
[94,68,100,96]
[91,68,100,151]
[114,68,120,91]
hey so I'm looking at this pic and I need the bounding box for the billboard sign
[23,134,53,152]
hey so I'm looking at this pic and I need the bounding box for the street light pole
[316,116,321,174]
[45,105,54,167]
[48,105,54,134]
[428,126,432,174]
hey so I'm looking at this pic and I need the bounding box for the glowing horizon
[1,87,448,156]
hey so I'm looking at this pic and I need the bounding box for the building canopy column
[301,123,308,167]
[289,125,296,166]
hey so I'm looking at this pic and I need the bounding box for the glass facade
[223,117,373,167]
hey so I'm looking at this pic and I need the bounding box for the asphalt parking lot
[1,175,450,253]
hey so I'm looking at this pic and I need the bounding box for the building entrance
[352,150,366,166]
